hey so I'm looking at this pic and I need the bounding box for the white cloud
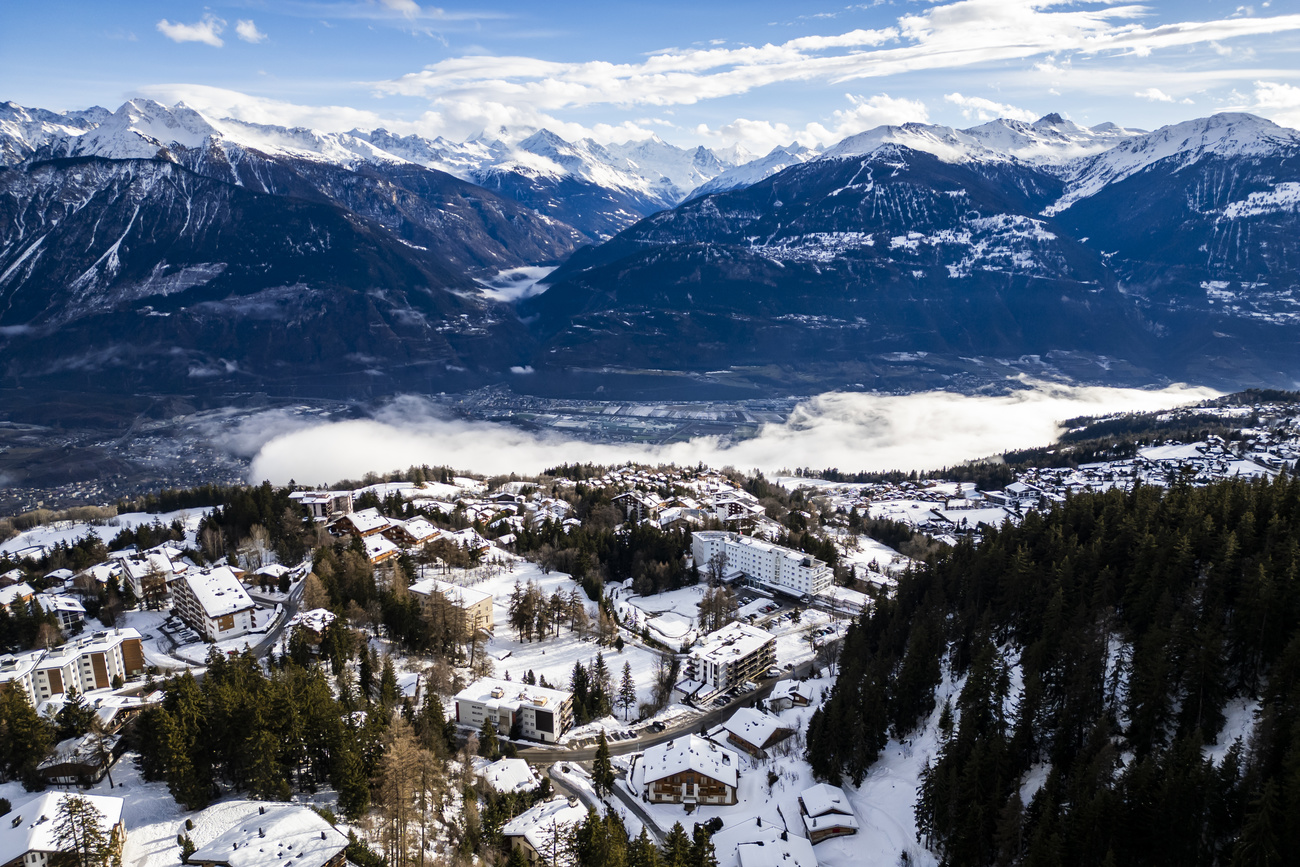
[372,1,1300,123]
[244,383,1217,486]
[1135,87,1175,102]
[235,20,268,44]
[1235,79,1300,127]
[695,92,928,152]
[379,0,422,15]
[156,14,226,48]
[134,83,429,134]
[944,92,1037,122]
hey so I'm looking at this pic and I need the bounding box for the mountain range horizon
[2,96,1299,418]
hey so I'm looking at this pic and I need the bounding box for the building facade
[409,578,494,635]
[641,735,739,806]
[454,678,573,744]
[171,567,258,642]
[679,622,777,701]
[691,531,833,597]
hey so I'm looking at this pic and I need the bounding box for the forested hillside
[807,475,1300,866]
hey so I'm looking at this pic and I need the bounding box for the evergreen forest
[807,474,1300,866]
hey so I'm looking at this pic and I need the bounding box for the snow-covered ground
[611,583,706,647]
[608,668,938,867]
[443,561,670,718]
[0,508,210,559]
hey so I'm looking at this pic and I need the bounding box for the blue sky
[4,1,1300,152]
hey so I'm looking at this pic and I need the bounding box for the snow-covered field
[0,508,210,559]
[480,563,666,718]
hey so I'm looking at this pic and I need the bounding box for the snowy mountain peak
[0,101,109,165]
[1048,111,1300,214]
[54,98,223,160]
[687,141,820,200]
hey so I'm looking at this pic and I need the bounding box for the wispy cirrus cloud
[374,1,1300,110]
[363,0,1300,147]
[156,14,226,47]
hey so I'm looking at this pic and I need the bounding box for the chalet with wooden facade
[640,734,739,806]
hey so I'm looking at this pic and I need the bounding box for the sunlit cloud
[235,20,269,44]
[243,382,1219,486]
[373,2,1300,112]
[156,14,226,47]
[944,92,1037,122]
[694,92,928,151]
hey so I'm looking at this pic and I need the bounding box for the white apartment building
[171,566,258,642]
[691,530,833,597]
[678,622,777,701]
[0,629,146,704]
[454,678,574,744]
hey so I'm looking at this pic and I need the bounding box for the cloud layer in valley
[244,382,1218,486]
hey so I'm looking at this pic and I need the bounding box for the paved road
[516,659,817,764]
[250,579,304,657]
[607,775,666,845]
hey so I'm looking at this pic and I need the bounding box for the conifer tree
[479,718,501,760]
[618,662,637,721]
[332,742,370,821]
[662,823,692,867]
[592,731,615,797]
[379,656,399,709]
[51,794,115,867]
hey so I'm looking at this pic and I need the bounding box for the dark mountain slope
[0,157,536,393]
[522,147,1159,389]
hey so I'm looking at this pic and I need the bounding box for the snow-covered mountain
[822,114,1143,167]
[1047,112,1300,214]
[526,110,1300,396]
[0,101,110,165]
[6,97,1300,399]
[688,142,821,199]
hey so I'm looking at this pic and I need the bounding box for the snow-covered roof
[33,594,85,616]
[396,517,440,542]
[188,802,348,867]
[502,798,588,853]
[641,734,738,788]
[336,507,390,535]
[736,836,818,867]
[409,577,492,608]
[480,757,541,793]
[456,677,571,711]
[254,564,290,578]
[183,567,255,618]
[722,707,791,749]
[0,792,123,861]
[0,650,43,687]
[0,582,35,608]
[363,534,398,562]
[769,680,813,705]
[800,783,855,819]
[287,608,336,634]
[711,818,790,867]
[37,732,121,771]
[692,622,775,667]
[37,628,143,671]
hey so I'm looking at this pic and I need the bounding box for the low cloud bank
[245,382,1219,486]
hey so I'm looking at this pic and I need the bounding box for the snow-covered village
[0,393,1298,867]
